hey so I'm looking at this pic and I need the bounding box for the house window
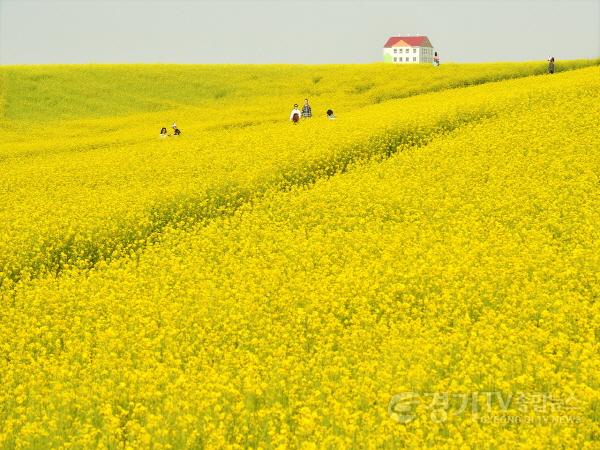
[394,48,397,53]
[399,57,403,62]
[393,57,397,62]
[405,48,409,53]
[413,48,417,53]
[413,57,417,61]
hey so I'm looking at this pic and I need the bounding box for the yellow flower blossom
[0,61,598,448]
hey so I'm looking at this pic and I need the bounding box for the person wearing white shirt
[290,104,302,124]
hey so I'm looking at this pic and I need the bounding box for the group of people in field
[288,53,442,125]
[161,55,557,135]
[289,98,336,124]
[159,123,181,137]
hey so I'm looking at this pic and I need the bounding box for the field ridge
[1,59,597,125]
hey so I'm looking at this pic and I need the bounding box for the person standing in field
[160,127,168,138]
[302,98,312,118]
[433,52,440,67]
[290,104,302,124]
[547,57,555,74]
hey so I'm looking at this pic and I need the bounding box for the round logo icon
[388,392,420,424]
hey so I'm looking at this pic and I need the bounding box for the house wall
[419,46,434,64]
[383,46,434,64]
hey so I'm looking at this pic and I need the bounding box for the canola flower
[0,62,599,448]
[2,60,595,123]
[0,62,598,288]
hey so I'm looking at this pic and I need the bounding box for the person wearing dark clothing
[548,57,555,74]
[302,98,312,118]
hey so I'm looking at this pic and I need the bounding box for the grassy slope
[1,59,598,123]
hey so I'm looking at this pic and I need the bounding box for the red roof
[384,36,432,48]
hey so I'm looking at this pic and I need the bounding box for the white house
[383,35,434,64]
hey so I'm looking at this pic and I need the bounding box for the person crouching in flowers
[290,104,301,124]
[326,109,336,120]
[172,123,181,135]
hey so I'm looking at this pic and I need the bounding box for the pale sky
[1,0,599,65]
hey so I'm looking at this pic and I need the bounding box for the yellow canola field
[3,61,593,123]
[0,65,599,448]
[0,63,598,288]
